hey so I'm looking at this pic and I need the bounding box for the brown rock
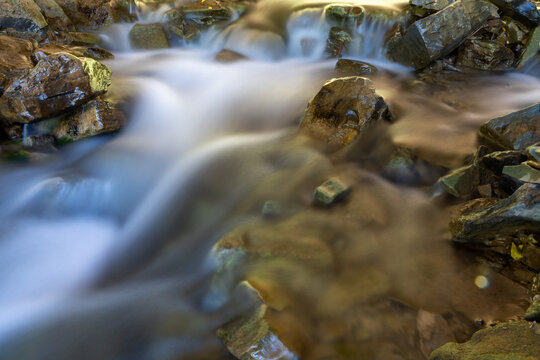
[456,39,515,71]
[0,52,111,123]
[215,49,247,62]
[129,23,170,50]
[0,0,48,32]
[54,0,111,29]
[300,76,391,151]
[32,44,114,62]
[0,34,35,94]
[33,0,71,29]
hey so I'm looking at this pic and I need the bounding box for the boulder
[129,23,170,50]
[52,98,125,142]
[109,0,138,23]
[334,59,378,76]
[502,163,540,186]
[0,53,111,123]
[313,178,350,207]
[53,0,111,29]
[0,0,48,32]
[325,5,364,27]
[0,34,35,94]
[325,27,351,58]
[478,102,540,151]
[518,26,540,69]
[527,143,540,162]
[456,39,515,71]
[409,0,457,18]
[33,0,71,29]
[489,0,540,27]
[388,0,499,69]
[300,77,391,151]
[429,322,540,360]
[450,183,540,242]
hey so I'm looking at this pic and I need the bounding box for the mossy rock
[129,23,170,50]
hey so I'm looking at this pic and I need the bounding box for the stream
[1,0,540,359]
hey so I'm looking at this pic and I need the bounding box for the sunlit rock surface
[300,76,391,151]
[0,53,111,123]
[0,34,35,95]
[0,0,48,32]
[129,23,170,49]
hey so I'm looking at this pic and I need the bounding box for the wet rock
[54,0,111,29]
[0,0,48,32]
[68,31,101,46]
[0,34,35,94]
[178,1,233,25]
[109,0,138,23]
[300,76,391,151]
[325,5,364,27]
[525,295,540,321]
[0,53,111,123]
[334,59,378,77]
[502,163,540,190]
[410,0,457,18]
[481,150,528,174]
[129,23,170,50]
[478,102,540,151]
[163,8,201,44]
[33,0,71,29]
[52,99,125,142]
[450,183,540,242]
[527,143,540,162]
[313,178,350,207]
[262,200,284,218]
[456,39,515,71]
[218,304,298,360]
[429,321,540,360]
[33,44,114,62]
[388,0,499,69]
[383,147,447,186]
[22,134,56,151]
[215,49,247,63]
[3,124,23,139]
[325,27,351,58]
[518,26,540,69]
[490,0,540,27]
[503,17,528,45]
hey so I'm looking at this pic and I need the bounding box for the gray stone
[388,0,499,69]
[518,26,540,69]
[456,39,515,71]
[490,0,540,27]
[410,0,457,18]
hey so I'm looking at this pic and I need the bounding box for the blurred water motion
[0,0,539,359]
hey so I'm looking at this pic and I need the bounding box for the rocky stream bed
[0,0,540,359]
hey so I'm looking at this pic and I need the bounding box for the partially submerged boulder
[334,59,378,77]
[388,0,499,69]
[325,5,364,27]
[52,98,125,142]
[325,27,351,58]
[478,102,540,151]
[0,53,111,123]
[300,76,392,151]
[0,0,48,32]
[129,23,170,50]
[429,321,540,360]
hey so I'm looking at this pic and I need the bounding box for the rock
[518,26,540,69]
[481,150,528,174]
[383,147,447,186]
[215,49,247,63]
[3,124,23,139]
[429,321,540,360]
[262,200,284,218]
[22,134,55,151]
[388,0,499,69]
[33,44,114,62]
[410,0,457,18]
[163,8,201,44]
[218,304,298,360]
[68,31,101,46]
[489,0,540,27]
[313,178,350,207]
[439,164,480,198]
[300,76,391,151]
[334,59,378,77]
[0,34,35,94]
[33,0,71,29]
[478,102,540,151]
[325,5,364,27]
[53,0,111,29]
[0,0,48,32]
[477,183,493,197]
[502,163,540,187]
[503,17,528,45]
[325,27,351,58]
[525,296,540,321]
[109,0,138,23]
[0,53,111,123]
[456,39,515,71]
[527,143,540,162]
[129,23,170,50]
[52,99,125,141]
[450,183,540,242]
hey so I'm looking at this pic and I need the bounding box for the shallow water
[1,0,539,359]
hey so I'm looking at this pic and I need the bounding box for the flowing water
[1,1,540,359]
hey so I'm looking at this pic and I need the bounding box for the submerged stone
[300,76,391,151]
[129,23,170,50]
[334,58,378,76]
[52,99,125,141]
[456,39,515,71]
[313,178,350,206]
[0,0,48,32]
[490,0,540,27]
[388,0,499,69]
[325,5,364,27]
[429,321,540,360]
[326,27,351,58]
[478,102,540,151]
[450,183,540,242]
[0,53,111,123]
